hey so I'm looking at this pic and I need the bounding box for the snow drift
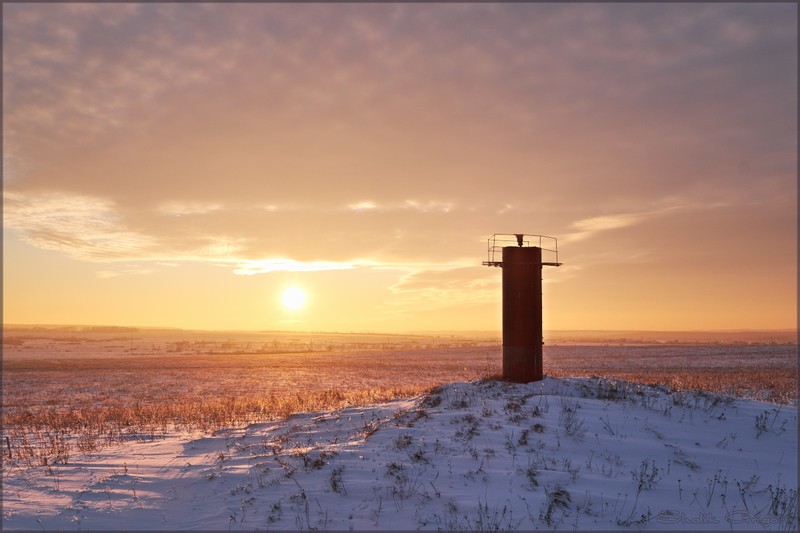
[3,377,797,530]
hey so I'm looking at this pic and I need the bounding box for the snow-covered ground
[3,377,797,531]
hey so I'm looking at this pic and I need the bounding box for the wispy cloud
[344,200,455,214]
[231,259,355,275]
[563,204,691,243]
[564,213,648,243]
[374,265,501,320]
[404,200,453,213]
[3,190,474,275]
[3,192,253,268]
[3,191,157,260]
[158,201,222,217]
[96,266,153,279]
[346,201,378,212]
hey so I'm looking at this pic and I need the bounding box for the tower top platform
[482,233,562,267]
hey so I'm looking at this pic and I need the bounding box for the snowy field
[3,377,797,531]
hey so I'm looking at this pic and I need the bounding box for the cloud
[6,3,793,207]
[403,200,453,213]
[231,259,355,276]
[3,191,157,260]
[347,201,378,212]
[382,265,499,313]
[562,203,697,244]
[3,3,245,179]
[96,266,153,279]
[158,201,222,217]
[345,200,455,214]
[3,3,795,283]
[565,213,648,243]
[3,189,482,274]
[3,191,241,266]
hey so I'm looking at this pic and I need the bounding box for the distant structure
[483,234,561,382]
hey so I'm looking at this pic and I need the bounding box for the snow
[3,377,797,531]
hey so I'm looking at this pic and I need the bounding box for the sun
[281,286,306,311]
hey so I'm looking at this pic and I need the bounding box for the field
[2,328,797,531]
[3,376,798,530]
[2,328,796,466]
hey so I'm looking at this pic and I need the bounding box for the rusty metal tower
[483,234,561,382]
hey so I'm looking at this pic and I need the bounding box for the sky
[2,3,797,333]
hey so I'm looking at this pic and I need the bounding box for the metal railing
[482,233,561,267]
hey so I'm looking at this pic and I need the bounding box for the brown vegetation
[3,342,796,465]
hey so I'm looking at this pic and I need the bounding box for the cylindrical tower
[502,246,543,382]
[482,234,561,383]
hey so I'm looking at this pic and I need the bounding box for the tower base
[502,345,543,383]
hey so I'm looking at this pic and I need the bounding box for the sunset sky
[3,3,797,333]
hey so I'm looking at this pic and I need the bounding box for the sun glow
[281,287,307,311]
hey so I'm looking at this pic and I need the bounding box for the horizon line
[3,323,797,336]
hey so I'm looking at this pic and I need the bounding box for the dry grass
[2,386,431,467]
[542,344,797,405]
[3,342,796,465]
[2,347,497,465]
